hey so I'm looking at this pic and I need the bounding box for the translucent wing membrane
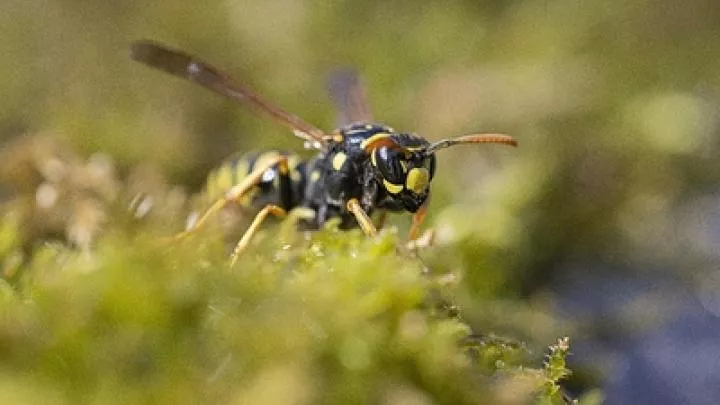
[327,68,373,127]
[130,40,328,147]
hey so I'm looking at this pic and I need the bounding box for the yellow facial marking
[332,152,347,171]
[383,179,403,194]
[406,168,429,194]
[370,149,378,167]
[399,160,408,172]
[310,170,321,182]
[360,133,391,150]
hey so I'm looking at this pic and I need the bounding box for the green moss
[0,208,573,404]
[540,337,573,405]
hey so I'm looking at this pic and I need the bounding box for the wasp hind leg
[229,204,287,266]
[167,155,289,242]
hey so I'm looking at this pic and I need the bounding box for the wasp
[130,41,517,264]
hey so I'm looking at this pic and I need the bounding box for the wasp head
[362,131,518,213]
[371,144,435,212]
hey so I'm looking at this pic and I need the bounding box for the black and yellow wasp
[130,41,517,263]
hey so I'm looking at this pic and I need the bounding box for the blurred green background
[2,0,720,403]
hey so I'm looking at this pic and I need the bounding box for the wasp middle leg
[230,204,287,266]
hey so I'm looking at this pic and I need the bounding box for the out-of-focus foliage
[2,0,720,402]
[0,200,571,404]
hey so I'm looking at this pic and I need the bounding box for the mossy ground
[0,203,578,404]
[0,0,713,402]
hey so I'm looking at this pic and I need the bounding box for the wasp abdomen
[205,150,307,211]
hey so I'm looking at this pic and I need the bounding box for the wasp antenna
[426,133,517,154]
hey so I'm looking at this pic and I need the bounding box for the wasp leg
[346,198,377,237]
[374,210,387,230]
[229,204,287,266]
[169,155,289,242]
[406,229,436,250]
[408,197,429,241]
[406,197,437,250]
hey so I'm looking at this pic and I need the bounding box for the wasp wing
[327,68,373,127]
[131,40,328,148]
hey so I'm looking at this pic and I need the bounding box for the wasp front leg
[406,196,435,250]
[343,168,381,237]
[408,198,428,241]
[346,198,377,237]
[374,210,387,230]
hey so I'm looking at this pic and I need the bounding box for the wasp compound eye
[374,147,406,185]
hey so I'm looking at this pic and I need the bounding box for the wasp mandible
[130,41,517,264]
